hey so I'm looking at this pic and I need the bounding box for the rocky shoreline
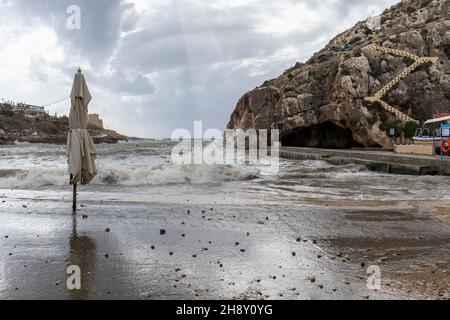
[0,129,128,145]
[0,128,129,145]
[0,110,129,145]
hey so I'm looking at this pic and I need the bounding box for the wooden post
[73,183,77,211]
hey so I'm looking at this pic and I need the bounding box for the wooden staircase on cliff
[363,44,439,124]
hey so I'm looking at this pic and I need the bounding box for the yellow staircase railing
[363,44,439,124]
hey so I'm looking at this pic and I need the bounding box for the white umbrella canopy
[67,69,97,185]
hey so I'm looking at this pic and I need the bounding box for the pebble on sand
[292,252,296,257]
[105,228,110,233]
[140,292,152,299]
[82,214,88,219]
[160,229,166,235]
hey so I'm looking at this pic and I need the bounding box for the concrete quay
[280,147,450,175]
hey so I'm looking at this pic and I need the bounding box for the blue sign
[441,124,450,138]
[440,124,450,159]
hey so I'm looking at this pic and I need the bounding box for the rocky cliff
[227,0,450,148]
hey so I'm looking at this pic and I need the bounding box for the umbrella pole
[72,183,77,212]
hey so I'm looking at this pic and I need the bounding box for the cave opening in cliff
[281,122,364,149]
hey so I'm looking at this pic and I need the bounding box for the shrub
[37,120,59,134]
[350,117,359,126]
[330,65,339,82]
[0,109,15,117]
[367,114,379,125]
[364,99,381,108]
[444,45,450,59]
[404,121,421,138]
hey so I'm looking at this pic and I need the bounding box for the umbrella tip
[77,67,82,73]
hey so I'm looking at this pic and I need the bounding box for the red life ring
[442,139,450,154]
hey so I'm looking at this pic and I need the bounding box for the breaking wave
[0,164,260,189]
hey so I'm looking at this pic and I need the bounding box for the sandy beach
[1,188,449,300]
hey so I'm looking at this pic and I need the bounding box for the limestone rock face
[227,0,450,148]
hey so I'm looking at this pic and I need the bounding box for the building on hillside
[19,104,46,114]
[88,113,104,129]
[0,101,47,115]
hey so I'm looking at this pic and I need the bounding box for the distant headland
[0,100,128,145]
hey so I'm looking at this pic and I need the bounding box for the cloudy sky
[0,0,399,138]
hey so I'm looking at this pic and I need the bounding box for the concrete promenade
[280,147,450,175]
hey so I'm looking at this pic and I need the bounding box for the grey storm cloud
[11,0,154,96]
[91,71,155,96]
[13,0,126,65]
[2,0,399,137]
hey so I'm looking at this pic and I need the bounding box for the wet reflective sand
[1,190,449,300]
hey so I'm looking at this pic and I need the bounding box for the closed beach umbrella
[67,68,97,210]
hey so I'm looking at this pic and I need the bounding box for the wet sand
[0,189,449,300]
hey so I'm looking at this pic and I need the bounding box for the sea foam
[0,164,260,189]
